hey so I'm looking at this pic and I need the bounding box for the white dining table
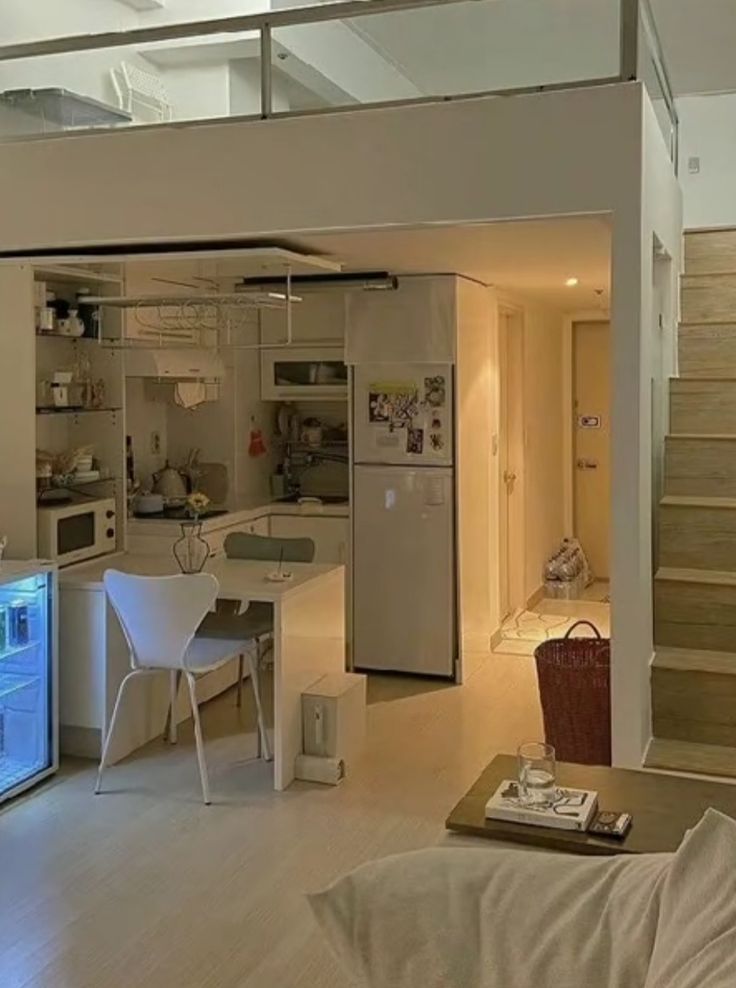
[60,553,347,790]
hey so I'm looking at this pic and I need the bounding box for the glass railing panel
[637,0,678,161]
[0,31,265,138]
[0,1,270,45]
[271,0,622,113]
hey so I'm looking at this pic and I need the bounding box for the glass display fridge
[0,561,57,804]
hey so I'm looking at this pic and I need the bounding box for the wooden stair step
[685,229,736,276]
[682,273,736,325]
[670,377,736,434]
[655,567,736,652]
[645,737,736,779]
[656,566,736,587]
[654,645,736,675]
[678,323,736,378]
[653,647,736,747]
[659,496,736,570]
[665,434,736,497]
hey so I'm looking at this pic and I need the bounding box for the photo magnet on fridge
[424,376,446,407]
[407,428,424,454]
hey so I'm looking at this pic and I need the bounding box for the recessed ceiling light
[565,277,579,287]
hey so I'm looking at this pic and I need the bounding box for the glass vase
[173,521,210,574]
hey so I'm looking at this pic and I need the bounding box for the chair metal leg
[236,654,244,708]
[164,669,182,743]
[247,649,271,762]
[185,671,211,805]
[95,670,140,794]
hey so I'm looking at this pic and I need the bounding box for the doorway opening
[493,300,611,658]
[572,319,611,602]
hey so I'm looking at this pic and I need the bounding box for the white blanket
[645,809,736,988]
[310,845,670,988]
[310,809,736,988]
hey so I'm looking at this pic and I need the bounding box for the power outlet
[150,431,162,455]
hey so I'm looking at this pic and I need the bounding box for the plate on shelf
[72,470,101,484]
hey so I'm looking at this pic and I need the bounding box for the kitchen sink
[277,494,349,505]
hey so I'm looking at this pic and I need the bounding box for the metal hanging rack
[85,271,303,351]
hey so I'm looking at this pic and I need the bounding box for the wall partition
[0,0,677,157]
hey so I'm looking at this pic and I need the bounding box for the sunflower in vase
[186,491,211,520]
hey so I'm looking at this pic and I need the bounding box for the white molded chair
[96,570,270,805]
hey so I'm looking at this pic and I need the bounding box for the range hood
[124,348,225,380]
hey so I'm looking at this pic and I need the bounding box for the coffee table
[446,754,736,855]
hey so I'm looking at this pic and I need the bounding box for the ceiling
[42,217,612,311]
[296,215,612,310]
[650,0,736,96]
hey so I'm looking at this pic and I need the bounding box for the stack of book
[485,780,598,832]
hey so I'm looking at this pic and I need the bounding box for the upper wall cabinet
[260,292,346,346]
[346,276,457,364]
[260,292,347,400]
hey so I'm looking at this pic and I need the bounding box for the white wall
[125,378,168,489]
[456,279,495,653]
[0,267,36,558]
[0,83,682,766]
[519,300,567,602]
[679,92,736,230]
[609,94,682,765]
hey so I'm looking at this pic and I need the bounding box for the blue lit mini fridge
[0,561,57,804]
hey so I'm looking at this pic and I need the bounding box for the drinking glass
[518,742,557,806]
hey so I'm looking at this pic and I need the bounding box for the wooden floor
[0,653,542,988]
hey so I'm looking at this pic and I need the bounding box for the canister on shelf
[9,601,29,646]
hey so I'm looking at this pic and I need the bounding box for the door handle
[576,459,598,470]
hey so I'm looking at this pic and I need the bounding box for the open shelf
[0,673,38,702]
[0,640,39,663]
[39,476,119,496]
[34,265,122,287]
[36,332,101,342]
[36,407,121,416]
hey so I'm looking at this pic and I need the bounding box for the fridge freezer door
[353,466,456,676]
[352,363,454,467]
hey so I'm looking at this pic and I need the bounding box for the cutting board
[195,462,229,505]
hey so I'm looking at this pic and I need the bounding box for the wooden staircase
[649,230,736,777]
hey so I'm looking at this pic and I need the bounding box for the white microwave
[261,346,348,401]
[37,496,117,567]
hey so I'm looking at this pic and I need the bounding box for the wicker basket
[533,620,611,766]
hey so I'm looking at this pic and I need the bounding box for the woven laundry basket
[534,620,611,766]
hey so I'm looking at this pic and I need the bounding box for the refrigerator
[0,561,57,804]
[352,363,456,677]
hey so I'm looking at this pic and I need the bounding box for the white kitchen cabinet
[249,516,270,536]
[269,514,349,564]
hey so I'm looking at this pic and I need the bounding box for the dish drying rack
[84,284,303,352]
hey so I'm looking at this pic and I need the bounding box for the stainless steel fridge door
[353,465,456,676]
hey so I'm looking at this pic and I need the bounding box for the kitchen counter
[60,552,340,598]
[127,495,349,539]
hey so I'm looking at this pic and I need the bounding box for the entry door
[499,311,525,619]
[573,321,611,579]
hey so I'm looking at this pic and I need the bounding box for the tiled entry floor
[496,583,610,657]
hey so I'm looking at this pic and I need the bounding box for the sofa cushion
[645,808,736,988]
[309,844,670,988]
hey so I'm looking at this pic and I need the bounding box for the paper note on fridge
[375,433,401,448]
[425,478,446,506]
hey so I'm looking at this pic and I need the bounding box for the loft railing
[0,0,678,162]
